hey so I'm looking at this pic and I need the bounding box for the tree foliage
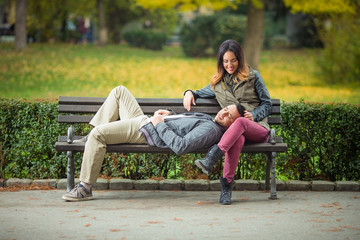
[27,0,96,41]
[283,0,356,15]
[284,0,360,84]
[134,0,242,11]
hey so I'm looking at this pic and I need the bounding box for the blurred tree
[97,0,107,45]
[243,0,264,69]
[283,0,356,15]
[27,0,95,42]
[106,0,144,43]
[135,0,265,69]
[14,0,27,50]
[284,0,360,84]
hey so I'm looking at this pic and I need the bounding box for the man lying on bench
[62,85,243,202]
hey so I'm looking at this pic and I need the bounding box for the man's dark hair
[235,103,245,117]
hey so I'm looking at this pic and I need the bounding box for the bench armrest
[269,128,276,145]
[67,124,74,144]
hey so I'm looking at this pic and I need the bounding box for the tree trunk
[97,0,107,46]
[14,0,28,50]
[243,0,265,70]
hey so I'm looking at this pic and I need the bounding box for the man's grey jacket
[139,112,225,156]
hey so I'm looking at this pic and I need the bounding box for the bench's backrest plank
[58,97,282,125]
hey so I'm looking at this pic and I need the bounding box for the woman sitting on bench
[183,39,272,205]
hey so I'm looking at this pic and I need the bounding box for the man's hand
[151,109,171,126]
[244,110,254,121]
[183,91,196,111]
[150,115,165,126]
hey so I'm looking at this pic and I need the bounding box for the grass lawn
[1,43,359,104]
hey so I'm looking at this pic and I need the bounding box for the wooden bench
[55,97,288,199]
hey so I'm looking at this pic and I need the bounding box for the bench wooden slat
[58,105,223,115]
[55,141,288,153]
[57,135,284,144]
[58,104,281,115]
[59,96,281,107]
[59,97,224,106]
[58,115,282,125]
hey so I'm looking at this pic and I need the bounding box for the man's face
[214,104,241,128]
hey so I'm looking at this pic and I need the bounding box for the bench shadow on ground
[87,190,283,206]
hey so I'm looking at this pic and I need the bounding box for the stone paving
[0,189,359,240]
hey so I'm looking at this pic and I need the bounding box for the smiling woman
[0,43,359,103]
[222,51,238,75]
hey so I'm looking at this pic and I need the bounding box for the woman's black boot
[195,145,224,175]
[219,177,233,205]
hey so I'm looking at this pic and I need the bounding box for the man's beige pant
[80,86,148,184]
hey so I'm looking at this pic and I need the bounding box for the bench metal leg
[269,152,278,200]
[265,153,271,190]
[66,151,75,192]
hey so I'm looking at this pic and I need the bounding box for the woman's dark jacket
[189,70,272,130]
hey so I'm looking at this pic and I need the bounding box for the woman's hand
[244,110,254,121]
[183,91,196,111]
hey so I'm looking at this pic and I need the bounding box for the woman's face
[223,51,238,75]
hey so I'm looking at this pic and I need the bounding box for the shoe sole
[195,160,209,175]
[62,196,93,202]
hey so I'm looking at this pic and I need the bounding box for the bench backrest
[58,97,282,125]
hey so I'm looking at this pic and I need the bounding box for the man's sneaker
[73,135,88,143]
[62,184,93,201]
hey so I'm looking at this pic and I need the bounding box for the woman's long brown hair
[210,39,250,88]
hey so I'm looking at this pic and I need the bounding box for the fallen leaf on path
[147,221,163,224]
[320,203,333,208]
[84,224,91,227]
[341,225,360,231]
[309,219,329,223]
[0,185,55,192]
[321,227,343,232]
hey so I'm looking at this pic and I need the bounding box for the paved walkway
[1,190,359,240]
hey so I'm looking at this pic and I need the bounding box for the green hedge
[123,30,167,50]
[0,99,67,179]
[279,100,360,181]
[0,99,359,181]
